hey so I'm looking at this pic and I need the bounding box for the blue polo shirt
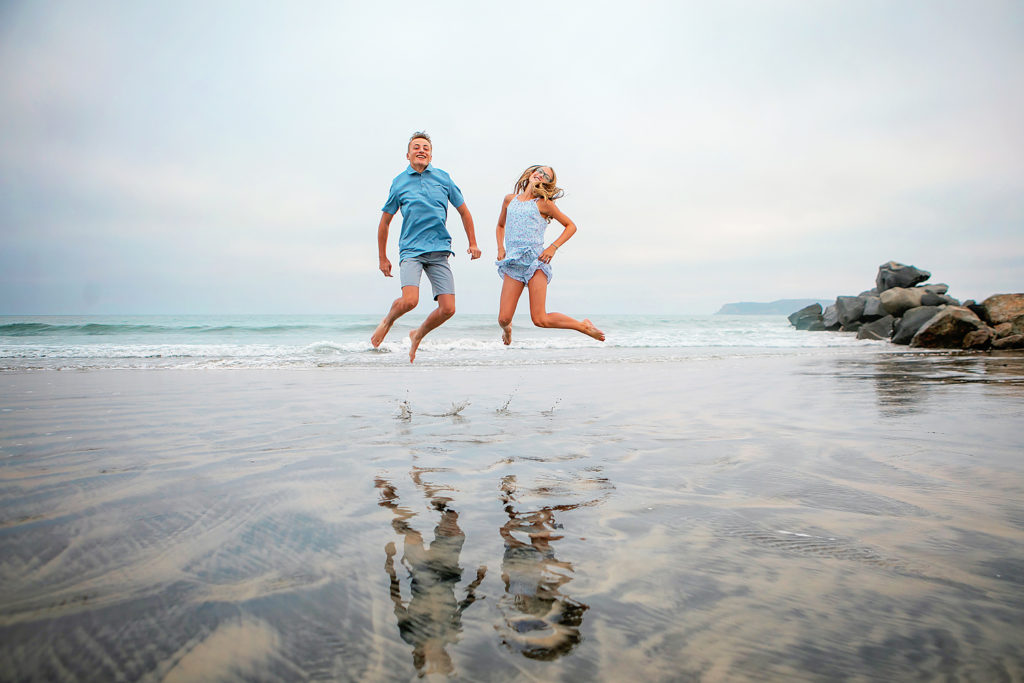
[382,164,465,261]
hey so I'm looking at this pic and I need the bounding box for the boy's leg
[371,286,420,347]
[409,294,455,362]
[372,258,424,347]
[408,255,456,362]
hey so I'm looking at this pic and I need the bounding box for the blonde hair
[407,131,431,152]
[514,165,564,201]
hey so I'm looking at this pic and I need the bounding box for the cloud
[1,1,1022,314]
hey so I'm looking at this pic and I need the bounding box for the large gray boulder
[822,304,841,330]
[980,294,1024,325]
[835,296,866,326]
[788,303,825,330]
[880,287,926,316]
[862,296,886,320]
[892,306,942,345]
[876,261,931,292]
[910,307,988,348]
[856,315,896,340]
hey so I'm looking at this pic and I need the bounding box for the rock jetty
[788,261,1024,350]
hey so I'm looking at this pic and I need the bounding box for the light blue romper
[496,196,553,284]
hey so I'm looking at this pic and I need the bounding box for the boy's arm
[377,212,395,276]
[455,203,481,259]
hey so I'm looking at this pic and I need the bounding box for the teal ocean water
[0,314,882,370]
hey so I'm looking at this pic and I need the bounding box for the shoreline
[3,343,1011,373]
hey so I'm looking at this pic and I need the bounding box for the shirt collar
[405,163,434,175]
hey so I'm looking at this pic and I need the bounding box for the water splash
[542,398,562,416]
[440,400,471,417]
[497,387,519,415]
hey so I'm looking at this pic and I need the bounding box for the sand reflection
[831,353,1024,416]
[496,474,589,661]
[375,470,486,677]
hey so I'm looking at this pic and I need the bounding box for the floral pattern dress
[496,197,552,284]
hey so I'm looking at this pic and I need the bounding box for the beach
[1,346,1022,681]
[4,0,1023,677]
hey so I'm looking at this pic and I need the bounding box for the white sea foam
[0,314,894,370]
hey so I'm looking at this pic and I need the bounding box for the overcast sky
[2,1,1022,315]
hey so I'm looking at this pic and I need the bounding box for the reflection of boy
[370,131,481,362]
[377,479,486,677]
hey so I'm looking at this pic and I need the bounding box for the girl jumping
[495,165,604,345]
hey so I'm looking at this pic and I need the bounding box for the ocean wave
[0,343,296,359]
[0,314,893,370]
[0,322,169,336]
[0,332,881,360]
[0,321,379,337]
[0,347,902,372]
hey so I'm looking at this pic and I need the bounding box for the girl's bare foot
[501,324,512,345]
[582,319,605,342]
[408,329,423,363]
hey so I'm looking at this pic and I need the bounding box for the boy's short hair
[408,131,431,150]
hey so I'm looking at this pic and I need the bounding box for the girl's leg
[526,272,605,341]
[498,276,526,345]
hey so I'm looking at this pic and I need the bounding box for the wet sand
[1,352,1023,681]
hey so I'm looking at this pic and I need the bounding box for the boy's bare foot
[371,319,392,348]
[408,329,423,363]
[501,324,512,345]
[583,319,605,342]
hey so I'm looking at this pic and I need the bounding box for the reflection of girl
[495,165,605,346]
[497,477,588,660]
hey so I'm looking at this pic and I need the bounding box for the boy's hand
[467,244,481,260]
[379,257,392,277]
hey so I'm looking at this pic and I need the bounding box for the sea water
[0,314,883,370]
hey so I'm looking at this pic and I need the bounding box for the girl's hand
[539,245,557,263]
[497,247,506,261]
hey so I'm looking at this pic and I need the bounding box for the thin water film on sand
[1,354,1022,680]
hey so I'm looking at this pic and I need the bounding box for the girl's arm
[495,194,513,260]
[537,198,577,264]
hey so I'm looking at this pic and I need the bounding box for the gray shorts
[399,251,455,300]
